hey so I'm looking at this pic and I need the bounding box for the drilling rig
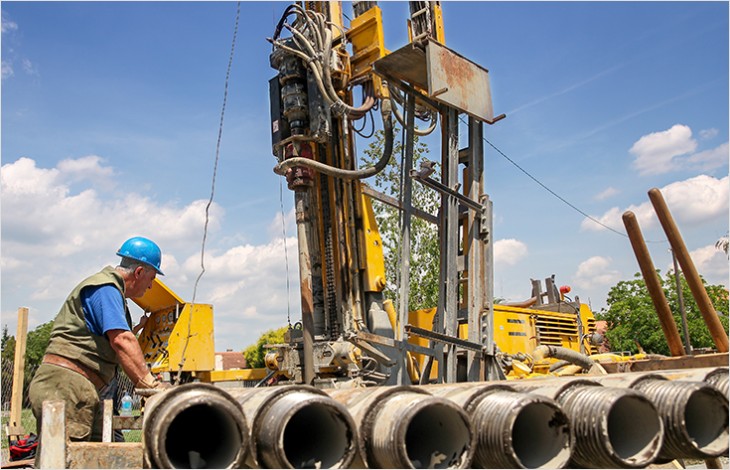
[266,0,513,388]
[32,3,728,468]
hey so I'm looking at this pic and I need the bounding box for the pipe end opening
[405,403,472,469]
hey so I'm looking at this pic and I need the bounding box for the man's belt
[42,354,107,391]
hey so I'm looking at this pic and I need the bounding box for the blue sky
[2,1,728,352]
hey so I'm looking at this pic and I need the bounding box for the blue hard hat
[116,236,164,275]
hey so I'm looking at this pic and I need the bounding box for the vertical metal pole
[483,196,495,380]
[672,250,692,355]
[295,191,316,385]
[622,211,686,357]
[648,187,729,352]
[396,93,416,385]
[10,307,28,431]
[439,107,459,383]
[466,118,484,381]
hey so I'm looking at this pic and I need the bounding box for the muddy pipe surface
[632,379,729,460]
[648,188,729,352]
[142,383,249,469]
[508,379,663,468]
[328,386,475,469]
[228,385,357,469]
[422,383,572,468]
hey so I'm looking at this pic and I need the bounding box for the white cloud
[594,186,619,201]
[1,61,13,79]
[573,256,621,290]
[581,174,728,232]
[1,13,17,34]
[267,208,296,240]
[494,239,528,267]
[675,244,729,287]
[0,156,303,349]
[1,156,222,276]
[21,58,39,77]
[700,128,719,140]
[686,143,728,172]
[630,124,697,175]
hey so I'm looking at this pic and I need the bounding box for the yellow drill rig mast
[267,1,505,387]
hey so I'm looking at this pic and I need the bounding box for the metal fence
[1,358,39,464]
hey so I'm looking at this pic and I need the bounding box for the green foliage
[362,128,440,311]
[243,327,288,368]
[1,320,54,406]
[597,271,729,355]
[26,321,53,371]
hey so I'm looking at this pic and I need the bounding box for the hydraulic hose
[275,100,394,180]
[532,344,595,371]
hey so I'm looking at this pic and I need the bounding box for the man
[29,236,170,443]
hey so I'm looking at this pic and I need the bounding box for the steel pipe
[632,378,729,459]
[328,386,474,468]
[228,385,357,469]
[667,367,729,398]
[509,379,663,468]
[142,383,250,469]
[581,370,729,459]
[422,383,572,468]
[706,370,729,397]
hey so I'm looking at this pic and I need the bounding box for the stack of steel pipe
[417,382,572,468]
[142,383,250,469]
[226,385,358,469]
[479,378,664,468]
[587,370,729,462]
[139,367,727,468]
[326,386,475,468]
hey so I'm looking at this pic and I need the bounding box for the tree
[1,320,54,406]
[362,128,440,311]
[597,271,729,355]
[243,327,288,368]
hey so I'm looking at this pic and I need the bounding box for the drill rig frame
[266,1,506,387]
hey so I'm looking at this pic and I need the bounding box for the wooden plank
[0,457,36,468]
[67,442,143,469]
[9,307,28,432]
[39,400,66,469]
[102,399,113,443]
[601,353,728,374]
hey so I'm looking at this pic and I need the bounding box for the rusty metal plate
[373,43,428,89]
[374,40,493,122]
[426,41,493,122]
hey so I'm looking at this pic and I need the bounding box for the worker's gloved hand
[154,381,172,391]
[136,372,170,390]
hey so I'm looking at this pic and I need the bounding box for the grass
[1,408,37,463]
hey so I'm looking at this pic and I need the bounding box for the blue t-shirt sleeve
[80,285,131,336]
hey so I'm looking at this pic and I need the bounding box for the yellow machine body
[406,302,598,380]
[133,278,215,374]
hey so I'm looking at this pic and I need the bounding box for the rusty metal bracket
[410,170,484,212]
[405,325,485,353]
